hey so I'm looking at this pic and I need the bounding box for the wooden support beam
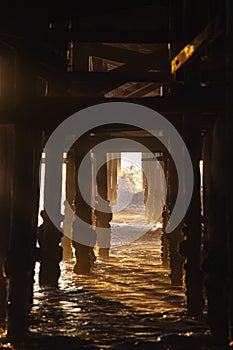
[44,142,63,230]
[6,126,42,342]
[171,16,224,74]
[88,43,148,64]
[204,117,229,345]
[107,153,120,204]
[73,145,94,274]
[0,86,224,126]
[95,152,112,258]
[0,125,14,329]
[121,83,161,98]
[225,0,233,342]
[71,43,90,72]
[111,45,169,74]
[43,70,170,84]
[181,115,205,317]
[165,154,185,286]
[44,29,173,44]
[62,149,76,260]
[202,3,233,344]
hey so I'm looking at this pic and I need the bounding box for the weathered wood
[165,156,184,286]
[6,126,42,342]
[71,43,90,72]
[73,146,94,274]
[0,126,14,329]
[161,206,170,268]
[62,149,76,260]
[204,118,229,345]
[95,152,111,258]
[202,1,233,344]
[0,87,224,126]
[107,153,120,205]
[88,43,150,64]
[182,117,205,317]
[225,0,233,341]
[2,1,219,44]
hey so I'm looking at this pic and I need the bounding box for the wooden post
[40,137,63,287]
[95,152,111,258]
[201,120,228,345]
[5,50,42,341]
[160,157,169,267]
[73,146,94,274]
[201,0,233,339]
[161,206,170,268]
[182,117,204,317]
[226,0,233,342]
[72,43,90,72]
[6,125,42,342]
[107,153,119,205]
[62,149,75,260]
[166,156,185,286]
[0,126,14,330]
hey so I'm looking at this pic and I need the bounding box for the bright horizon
[121,152,142,170]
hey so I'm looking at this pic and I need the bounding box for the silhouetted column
[0,126,14,329]
[72,43,90,72]
[201,121,228,345]
[203,0,233,343]
[161,206,169,268]
[166,157,184,286]
[226,0,233,342]
[107,153,119,205]
[7,126,42,342]
[30,132,44,303]
[62,149,75,260]
[73,148,94,274]
[142,155,165,223]
[182,118,204,317]
[96,152,111,258]
[41,139,63,287]
[4,50,41,341]
[160,157,169,267]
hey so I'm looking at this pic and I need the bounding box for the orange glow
[171,44,195,74]
[94,245,99,257]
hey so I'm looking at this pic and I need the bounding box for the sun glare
[120,153,143,192]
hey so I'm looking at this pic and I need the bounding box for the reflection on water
[0,227,211,349]
[25,229,210,349]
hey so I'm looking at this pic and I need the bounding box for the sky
[121,152,142,170]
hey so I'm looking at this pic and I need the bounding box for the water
[1,213,212,349]
[29,232,210,349]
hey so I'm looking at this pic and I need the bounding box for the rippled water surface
[1,217,212,349]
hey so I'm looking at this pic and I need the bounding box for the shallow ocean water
[1,210,213,349]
